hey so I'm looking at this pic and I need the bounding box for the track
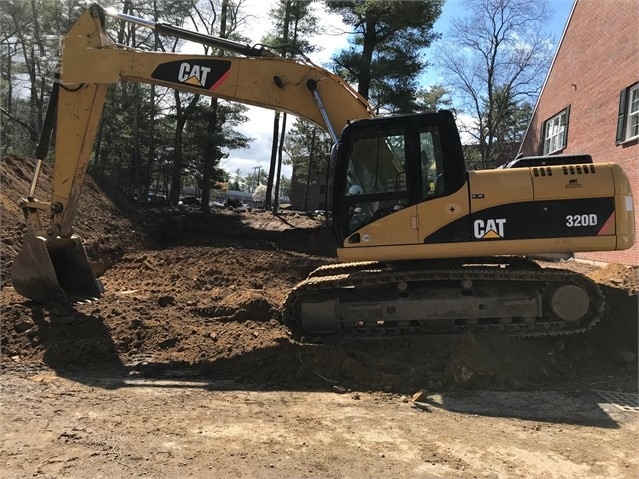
[282,258,605,338]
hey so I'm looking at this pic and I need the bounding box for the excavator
[10,4,635,337]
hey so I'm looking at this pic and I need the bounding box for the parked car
[147,194,167,203]
[179,196,201,206]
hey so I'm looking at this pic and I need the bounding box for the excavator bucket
[11,232,103,304]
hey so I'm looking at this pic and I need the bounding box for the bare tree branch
[436,0,553,168]
[1,106,38,141]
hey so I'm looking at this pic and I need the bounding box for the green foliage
[284,118,329,179]
[231,168,242,191]
[264,0,320,56]
[486,85,533,144]
[284,118,330,210]
[278,174,291,198]
[416,84,453,113]
[262,1,320,211]
[0,1,268,205]
[326,0,442,113]
[1,0,92,156]
[181,100,252,190]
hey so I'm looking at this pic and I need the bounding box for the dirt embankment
[1,155,637,394]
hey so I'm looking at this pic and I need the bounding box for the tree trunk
[357,15,377,101]
[169,91,199,205]
[201,0,229,214]
[145,0,160,200]
[265,112,280,210]
[94,118,104,177]
[303,128,316,212]
[266,1,291,212]
[170,117,185,204]
[132,83,141,197]
[273,113,287,213]
[201,98,218,213]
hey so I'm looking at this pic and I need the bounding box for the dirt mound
[589,263,639,294]
[1,155,637,394]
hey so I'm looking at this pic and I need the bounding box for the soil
[1,155,638,478]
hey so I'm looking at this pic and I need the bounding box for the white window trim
[543,109,568,154]
[625,83,639,141]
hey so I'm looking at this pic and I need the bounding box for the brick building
[520,0,638,265]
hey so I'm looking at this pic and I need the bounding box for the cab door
[339,124,418,247]
[416,118,470,245]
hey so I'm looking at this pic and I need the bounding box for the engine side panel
[337,163,632,263]
[466,165,616,241]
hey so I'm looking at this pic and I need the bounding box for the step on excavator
[11,4,635,337]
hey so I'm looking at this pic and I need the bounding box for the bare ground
[1,156,637,478]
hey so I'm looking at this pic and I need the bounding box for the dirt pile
[1,155,637,393]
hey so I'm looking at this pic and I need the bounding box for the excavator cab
[331,110,467,243]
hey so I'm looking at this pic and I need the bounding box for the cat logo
[151,59,231,91]
[473,218,506,239]
[178,63,211,87]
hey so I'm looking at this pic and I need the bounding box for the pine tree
[326,0,442,112]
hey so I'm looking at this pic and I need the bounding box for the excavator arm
[11,4,374,303]
[55,4,374,236]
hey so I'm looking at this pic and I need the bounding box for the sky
[216,0,576,180]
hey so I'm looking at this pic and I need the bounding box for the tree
[487,85,533,165]
[0,0,85,156]
[437,0,554,169]
[262,0,320,212]
[278,174,291,198]
[188,0,252,212]
[284,118,330,211]
[231,168,242,191]
[326,0,442,112]
[90,0,191,198]
[416,83,453,113]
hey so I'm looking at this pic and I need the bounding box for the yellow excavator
[11,4,635,337]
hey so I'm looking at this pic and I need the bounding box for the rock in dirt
[14,318,35,333]
[412,390,429,403]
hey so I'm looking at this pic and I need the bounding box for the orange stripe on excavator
[598,212,615,235]
[209,69,230,91]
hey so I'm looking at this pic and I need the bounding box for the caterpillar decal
[151,59,231,90]
[473,218,506,239]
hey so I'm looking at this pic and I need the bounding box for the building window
[542,107,569,154]
[617,82,639,144]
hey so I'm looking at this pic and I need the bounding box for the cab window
[344,128,409,234]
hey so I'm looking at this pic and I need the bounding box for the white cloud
[454,112,478,145]
[220,105,290,178]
